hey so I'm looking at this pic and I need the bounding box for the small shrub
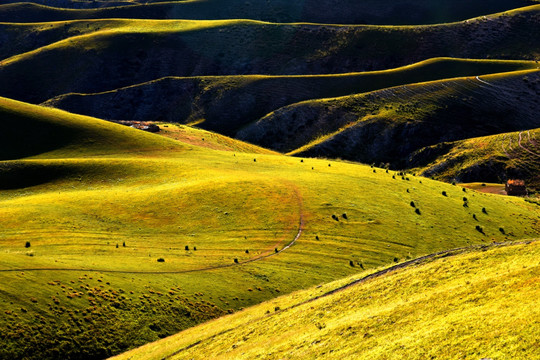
[193,246,197,251]
[481,183,486,187]
[300,159,304,163]
[349,260,355,267]
[406,189,410,193]
[415,208,421,215]
[499,227,505,234]
[253,159,256,162]
[157,258,165,262]
[442,191,447,196]
[373,169,376,173]
[393,257,399,263]
[274,248,278,253]
[122,241,126,247]
[245,249,249,254]
[315,235,319,240]
[359,262,364,269]
[463,202,468,208]
[410,201,415,208]
[342,213,348,219]
[185,245,189,251]
[475,225,484,234]
[25,241,31,248]
[452,181,456,185]
[462,188,467,192]
[392,175,396,179]
[482,207,488,214]
[116,244,119,248]
[234,258,239,264]
[328,164,331,167]
[332,214,339,221]
[473,214,478,221]
[463,197,468,202]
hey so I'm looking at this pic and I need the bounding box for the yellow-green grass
[153,122,277,154]
[43,57,539,134]
[1,0,537,25]
[239,70,540,188]
[112,240,540,360]
[0,97,538,359]
[1,5,540,103]
[410,128,540,189]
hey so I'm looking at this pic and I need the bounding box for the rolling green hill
[0,97,537,359]
[409,128,540,189]
[1,0,537,24]
[1,6,540,103]
[111,240,540,360]
[237,70,540,187]
[43,58,537,136]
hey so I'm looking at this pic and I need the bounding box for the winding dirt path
[159,239,538,359]
[518,131,540,157]
[0,185,304,274]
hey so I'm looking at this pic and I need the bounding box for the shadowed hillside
[1,0,537,24]
[42,58,537,135]
[1,7,540,103]
[237,71,540,183]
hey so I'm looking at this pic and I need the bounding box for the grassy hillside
[0,0,537,24]
[238,70,540,182]
[409,128,540,189]
[2,6,540,103]
[0,98,538,359]
[43,58,538,135]
[111,240,540,360]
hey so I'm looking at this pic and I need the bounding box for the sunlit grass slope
[112,240,540,360]
[0,0,537,25]
[0,98,538,359]
[43,58,538,135]
[0,96,184,160]
[410,128,540,189]
[1,5,540,103]
[241,70,540,178]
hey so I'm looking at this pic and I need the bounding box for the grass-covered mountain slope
[112,240,540,360]
[39,58,533,135]
[409,128,540,189]
[1,0,537,25]
[2,6,540,104]
[238,70,540,185]
[1,98,538,359]
[42,58,537,136]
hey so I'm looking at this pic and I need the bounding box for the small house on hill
[505,179,527,196]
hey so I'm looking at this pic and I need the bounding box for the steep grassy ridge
[409,128,540,188]
[112,240,540,360]
[1,0,537,24]
[43,58,537,135]
[239,71,540,178]
[2,6,540,103]
[1,98,537,359]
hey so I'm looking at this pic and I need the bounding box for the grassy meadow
[112,240,540,360]
[0,97,538,358]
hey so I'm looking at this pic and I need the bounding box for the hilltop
[1,0,537,24]
[1,6,540,103]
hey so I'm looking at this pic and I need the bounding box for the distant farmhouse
[505,179,527,196]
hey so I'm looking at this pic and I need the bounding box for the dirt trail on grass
[157,239,539,359]
[0,183,305,274]
[519,131,540,157]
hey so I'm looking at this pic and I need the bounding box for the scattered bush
[482,207,488,214]
[463,202,468,208]
[410,201,416,208]
[253,159,256,162]
[442,191,447,196]
[349,260,355,267]
[475,225,484,234]
[342,213,348,219]
[245,249,249,254]
[392,175,396,179]
[25,241,31,248]
[274,248,278,253]
[315,235,319,240]
[193,246,197,251]
[463,197,468,202]
[373,169,376,173]
[300,159,304,163]
[157,258,165,262]
[462,188,467,192]
[393,257,399,263]
[234,258,239,264]
[332,214,339,221]
[116,244,119,249]
[122,242,126,247]
[481,183,486,187]
[415,208,421,215]
[473,214,478,221]
[185,245,189,251]
[499,227,505,234]
[406,189,410,193]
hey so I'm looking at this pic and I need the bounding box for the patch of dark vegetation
[157,258,165,262]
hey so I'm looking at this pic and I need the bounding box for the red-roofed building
[505,179,527,196]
